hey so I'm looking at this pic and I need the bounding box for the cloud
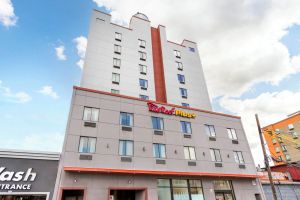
[55,45,67,61]
[0,80,32,103]
[0,0,18,27]
[73,36,87,69]
[37,86,59,99]
[220,90,300,165]
[92,0,300,98]
[0,132,64,152]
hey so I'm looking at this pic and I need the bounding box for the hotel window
[113,58,121,68]
[115,32,122,41]
[176,61,183,70]
[78,136,96,153]
[139,64,147,75]
[278,156,283,161]
[275,128,281,134]
[288,123,294,130]
[139,79,148,90]
[138,39,146,48]
[174,50,181,58]
[177,74,185,84]
[139,51,147,61]
[213,180,235,200]
[272,138,277,144]
[184,146,196,160]
[157,179,204,200]
[286,154,291,161]
[292,132,298,139]
[153,143,166,159]
[119,140,133,156]
[120,112,133,127]
[210,148,222,162]
[111,89,119,94]
[139,94,149,100]
[181,103,189,107]
[180,88,188,98]
[83,107,99,122]
[282,145,287,151]
[205,124,216,138]
[114,44,121,54]
[189,47,195,52]
[181,121,192,134]
[112,73,120,84]
[233,151,245,164]
[152,117,164,130]
[275,147,280,153]
[227,128,238,140]
[278,137,283,143]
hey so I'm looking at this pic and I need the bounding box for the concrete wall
[52,88,264,199]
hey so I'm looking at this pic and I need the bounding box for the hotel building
[262,111,300,165]
[52,10,265,200]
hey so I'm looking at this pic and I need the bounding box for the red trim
[64,166,260,178]
[58,187,86,200]
[73,86,241,119]
[107,187,148,200]
[151,27,167,103]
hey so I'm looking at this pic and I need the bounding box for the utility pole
[255,114,278,200]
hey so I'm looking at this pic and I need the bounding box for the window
[119,140,133,156]
[288,124,294,130]
[112,73,120,84]
[233,151,245,164]
[113,58,121,68]
[139,79,148,89]
[83,107,99,122]
[139,94,149,100]
[153,143,166,159]
[272,138,277,144]
[210,148,222,162]
[278,137,282,143]
[174,50,181,58]
[138,39,146,48]
[177,74,185,84]
[157,179,204,200]
[176,61,183,70]
[120,112,133,126]
[181,121,192,134]
[152,117,164,130]
[281,145,287,151]
[115,32,122,41]
[227,128,238,140]
[180,88,188,98]
[114,44,121,54]
[79,136,96,153]
[189,47,195,52]
[139,64,147,75]
[111,89,120,94]
[139,51,147,61]
[278,156,283,161]
[296,144,300,149]
[292,132,298,139]
[285,154,291,161]
[275,129,281,134]
[213,180,235,200]
[275,147,280,153]
[184,146,196,160]
[204,124,215,137]
[181,103,189,107]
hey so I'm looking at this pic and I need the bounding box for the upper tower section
[81,9,212,111]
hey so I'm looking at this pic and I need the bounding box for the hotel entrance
[0,195,47,200]
[109,189,146,200]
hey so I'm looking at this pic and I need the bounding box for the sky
[0,0,300,166]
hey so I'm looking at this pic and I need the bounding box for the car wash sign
[0,167,37,190]
[147,102,196,118]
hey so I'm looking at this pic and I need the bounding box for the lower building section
[54,172,264,200]
[262,183,300,200]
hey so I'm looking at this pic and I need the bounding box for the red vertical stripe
[151,27,167,103]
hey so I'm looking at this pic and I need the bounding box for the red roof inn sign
[0,167,37,190]
[147,102,196,119]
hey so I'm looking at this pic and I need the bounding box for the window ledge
[156,159,166,164]
[79,154,93,160]
[215,162,223,167]
[121,156,132,162]
[122,126,132,132]
[112,81,119,85]
[232,140,239,144]
[184,134,192,138]
[239,164,246,169]
[188,161,197,166]
[84,121,97,128]
[154,130,164,135]
[209,136,216,141]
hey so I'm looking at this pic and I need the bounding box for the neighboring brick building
[262,111,300,165]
